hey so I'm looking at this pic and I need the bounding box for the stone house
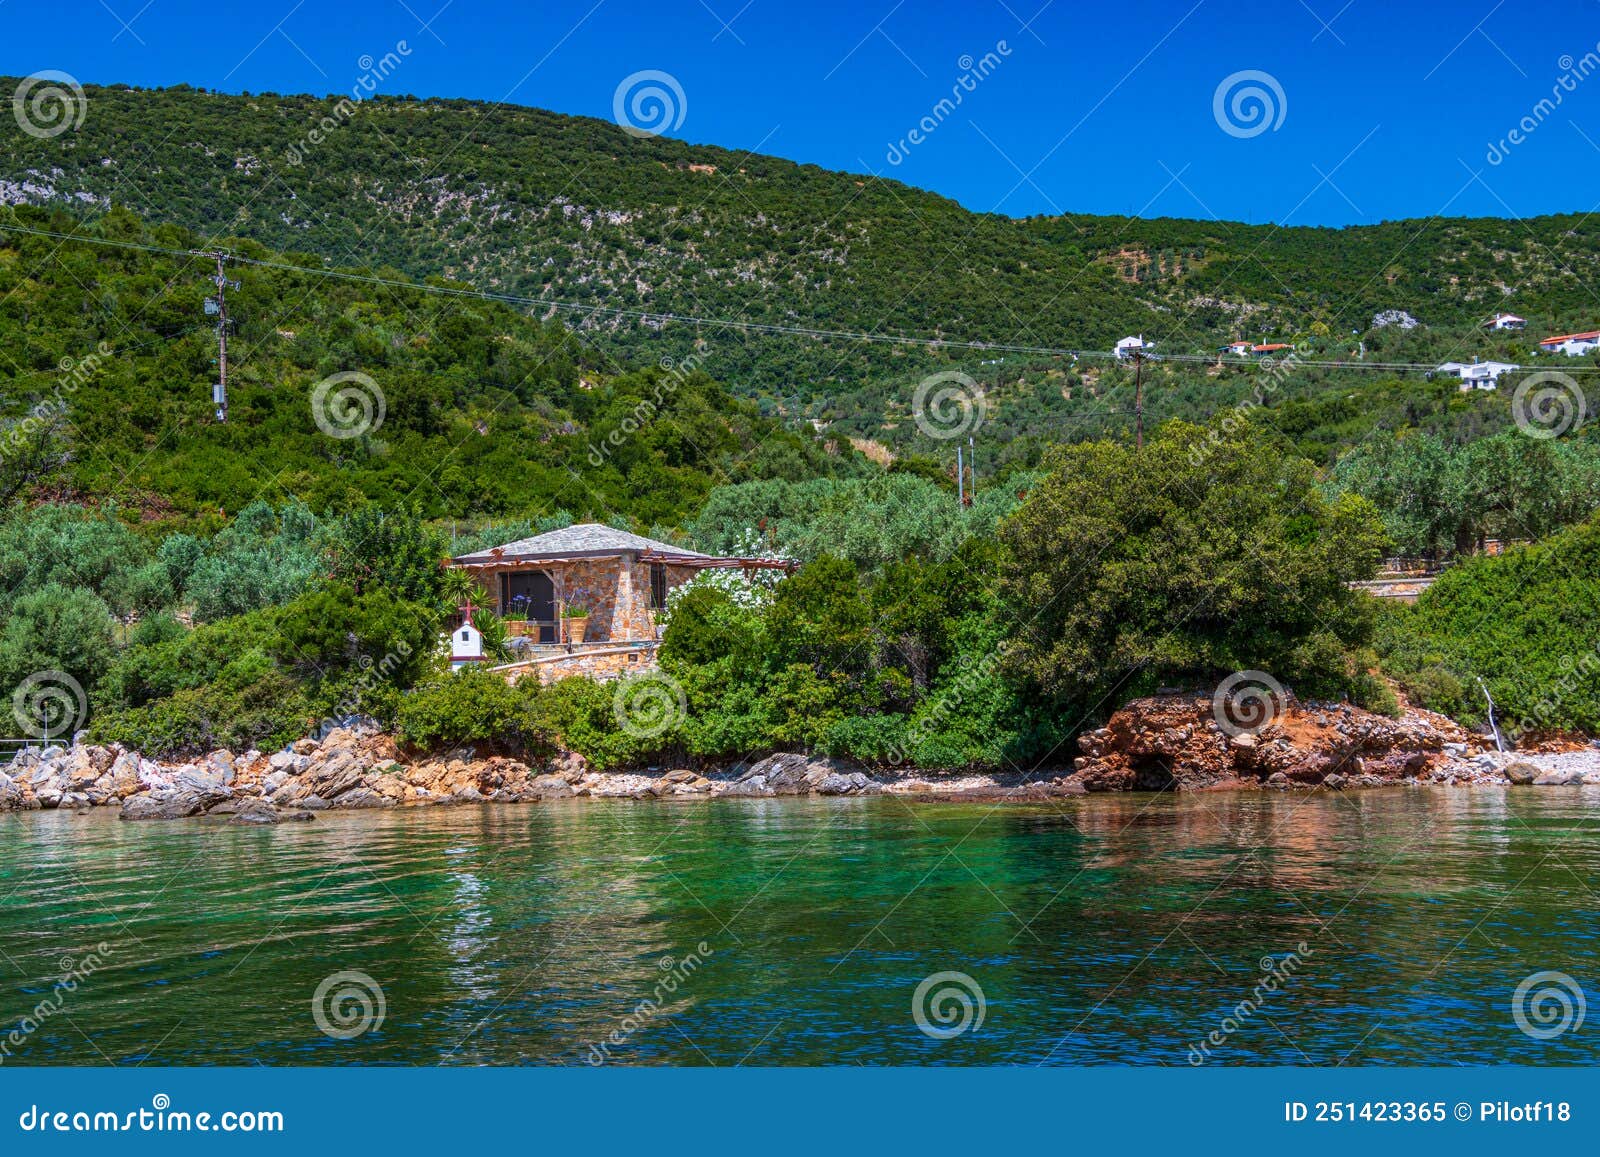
[448,523,791,682]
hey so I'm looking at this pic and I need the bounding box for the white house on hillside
[1436,359,1519,390]
[1115,335,1153,360]
[1218,341,1293,358]
[1539,330,1600,357]
[1483,312,1525,331]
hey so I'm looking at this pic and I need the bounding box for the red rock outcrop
[1069,694,1485,791]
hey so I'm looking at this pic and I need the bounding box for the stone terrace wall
[497,645,657,685]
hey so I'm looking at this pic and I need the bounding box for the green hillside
[8,80,1600,445]
[0,204,848,528]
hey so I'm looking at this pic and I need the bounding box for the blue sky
[3,0,1600,225]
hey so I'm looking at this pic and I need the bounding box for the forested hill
[8,82,1600,412]
[0,204,847,528]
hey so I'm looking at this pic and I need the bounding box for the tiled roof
[453,523,712,563]
[1540,330,1600,344]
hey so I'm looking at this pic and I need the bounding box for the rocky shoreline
[0,729,908,824]
[2,696,1597,825]
[1069,693,1600,790]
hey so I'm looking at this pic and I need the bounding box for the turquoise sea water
[1,790,1597,1065]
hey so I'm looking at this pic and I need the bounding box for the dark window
[649,562,668,610]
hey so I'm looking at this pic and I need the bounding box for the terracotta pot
[565,617,589,644]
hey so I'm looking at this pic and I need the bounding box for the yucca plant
[469,609,514,662]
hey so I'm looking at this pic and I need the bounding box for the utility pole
[965,434,975,505]
[1132,348,1146,451]
[956,443,965,506]
[205,252,238,421]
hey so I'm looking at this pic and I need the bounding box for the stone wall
[495,644,658,685]
[553,557,628,641]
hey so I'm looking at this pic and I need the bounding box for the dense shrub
[0,582,118,703]
[96,603,293,710]
[394,670,538,752]
[527,675,671,771]
[1328,431,1600,557]
[322,506,449,605]
[93,672,312,757]
[655,537,1060,769]
[998,421,1390,713]
[272,583,436,685]
[92,583,442,755]
[1377,516,1600,732]
[0,505,168,618]
[184,500,322,622]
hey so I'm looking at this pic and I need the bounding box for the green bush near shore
[655,540,1060,770]
[998,421,1392,716]
[90,582,440,757]
[393,670,539,754]
[1377,516,1600,733]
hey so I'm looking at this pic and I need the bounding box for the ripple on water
[1,790,1598,1065]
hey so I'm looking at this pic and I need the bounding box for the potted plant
[563,602,591,644]
[504,594,537,637]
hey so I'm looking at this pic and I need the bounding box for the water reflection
[1,789,1597,1065]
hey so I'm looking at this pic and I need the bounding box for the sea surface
[1,790,1597,1065]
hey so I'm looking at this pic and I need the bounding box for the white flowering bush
[661,528,788,624]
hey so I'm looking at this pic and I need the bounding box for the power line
[3,218,1597,376]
